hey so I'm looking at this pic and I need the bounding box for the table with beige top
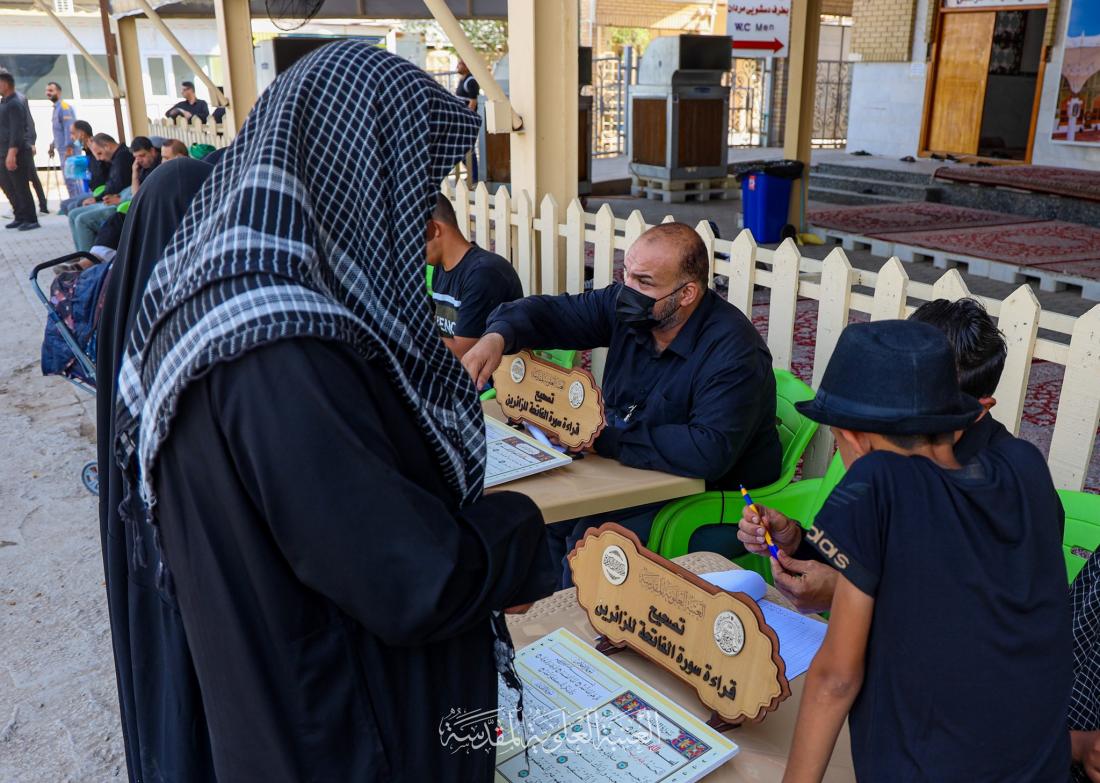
[484,400,704,524]
[506,551,855,783]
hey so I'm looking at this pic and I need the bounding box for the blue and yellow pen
[740,485,778,560]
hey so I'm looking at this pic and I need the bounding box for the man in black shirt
[453,61,479,181]
[165,81,210,123]
[464,222,781,585]
[67,133,133,251]
[427,194,522,359]
[0,72,38,230]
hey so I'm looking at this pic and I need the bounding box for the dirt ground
[0,214,125,781]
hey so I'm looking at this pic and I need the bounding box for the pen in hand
[740,485,778,560]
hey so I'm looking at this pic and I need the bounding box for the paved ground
[0,211,126,781]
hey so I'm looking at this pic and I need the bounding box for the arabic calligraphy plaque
[569,524,790,725]
[491,351,606,451]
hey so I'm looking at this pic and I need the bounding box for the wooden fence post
[803,247,855,476]
[538,194,560,295]
[473,182,491,247]
[514,190,535,295]
[592,204,616,291]
[932,268,971,300]
[767,239,801,372]
[453,179,470,240]
[564,199,586,295]
[727,229,757,316]
[494,186,513,260]
[695,220,716,288]
[993,284,1041,436]
[1048,305,1100,491]
[870,258,909,321]
[624,210,647,252]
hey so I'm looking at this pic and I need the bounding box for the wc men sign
[727,1,791,57]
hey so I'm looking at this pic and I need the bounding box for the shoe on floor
[5,220,23,229]
[18,222,40,231]
[39,207,49,215]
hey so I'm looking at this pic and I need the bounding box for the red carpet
[808,202,1039,235]
[878,221,1100,269]
[934,164,1100,202]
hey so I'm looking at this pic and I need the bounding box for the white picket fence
[442,179,1100,491]
[147,116,230,150]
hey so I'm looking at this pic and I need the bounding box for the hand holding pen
[737,489,803,559]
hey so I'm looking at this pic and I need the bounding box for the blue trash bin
[740,160,804,244]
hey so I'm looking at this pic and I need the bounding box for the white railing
[147,116,231,150]
[443,179,1100,491]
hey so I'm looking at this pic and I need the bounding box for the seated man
[165,81,210,123]
[88,137,161,261]
[739,297,1012,613]
[426,194,522,359]
[59,120,99,215]
[67,133,133,252]
[160,138,189,161]
[463,222,781,586]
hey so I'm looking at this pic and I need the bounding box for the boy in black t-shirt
[426,194,523,359]
[783,320,1070,783]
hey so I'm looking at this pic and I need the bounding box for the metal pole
[132,0,227,107]
[96,0,127,141]
[623,44,633,161]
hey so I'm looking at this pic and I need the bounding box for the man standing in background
[0,72,39,230]
[46,81,81,199]
[454,60,480,182]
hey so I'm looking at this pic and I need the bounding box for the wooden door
[926,11,996,155]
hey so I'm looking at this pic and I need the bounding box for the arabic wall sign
[491,351,606,451]
[570,524,790,726]
[727,1,791,57]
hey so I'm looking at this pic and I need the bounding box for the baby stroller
[31,251,111,495]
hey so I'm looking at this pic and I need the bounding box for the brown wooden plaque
[569,524,790,726]
[491,351,606,451]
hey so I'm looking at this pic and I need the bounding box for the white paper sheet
[758,600,827,680]
[491,629,739,783]
[484,416,572,488]
[699,569,768,602]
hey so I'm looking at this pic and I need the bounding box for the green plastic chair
[647,452,846,585]
[646,370,818,558]
[479,348,577,402]
[425,264,434,295]
[190,143,216,160]
[1060,489,1100,583]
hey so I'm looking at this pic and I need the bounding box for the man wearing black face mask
[464,222,781,587]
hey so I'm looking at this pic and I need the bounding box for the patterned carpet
[934,165,1100,202]
[878,221,1100,269]
[807,202,1040,236]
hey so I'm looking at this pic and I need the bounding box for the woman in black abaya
[111,42,554,782]
[96,156,217,782]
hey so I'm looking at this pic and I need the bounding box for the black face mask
[615,282,686,331]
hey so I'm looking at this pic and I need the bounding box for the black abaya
[95,158,217,782]
[154,338,555,782]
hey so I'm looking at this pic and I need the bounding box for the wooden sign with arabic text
[569,524,790,726]
[491,351,606,451]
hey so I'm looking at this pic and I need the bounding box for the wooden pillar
[117,17,149,138]
[507,0,579,210]
[214,0,256,133]
[97,0,127,142]
[782,0,822,231]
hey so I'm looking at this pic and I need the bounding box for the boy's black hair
[130,136,155,152]
[73,120,93,136]
[431,192,459,227]
[909,298,1007,398]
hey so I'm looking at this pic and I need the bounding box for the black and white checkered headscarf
[114,41,485,519]
[1070,551,1099,782]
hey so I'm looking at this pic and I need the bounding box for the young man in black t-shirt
[781,320,1070,783]
[426,193,522,359]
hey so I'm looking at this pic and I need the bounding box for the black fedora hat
[796,320,983,435]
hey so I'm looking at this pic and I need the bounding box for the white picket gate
[444,180,1100,491]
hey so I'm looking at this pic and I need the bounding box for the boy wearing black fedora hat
[782,320,1070,783]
